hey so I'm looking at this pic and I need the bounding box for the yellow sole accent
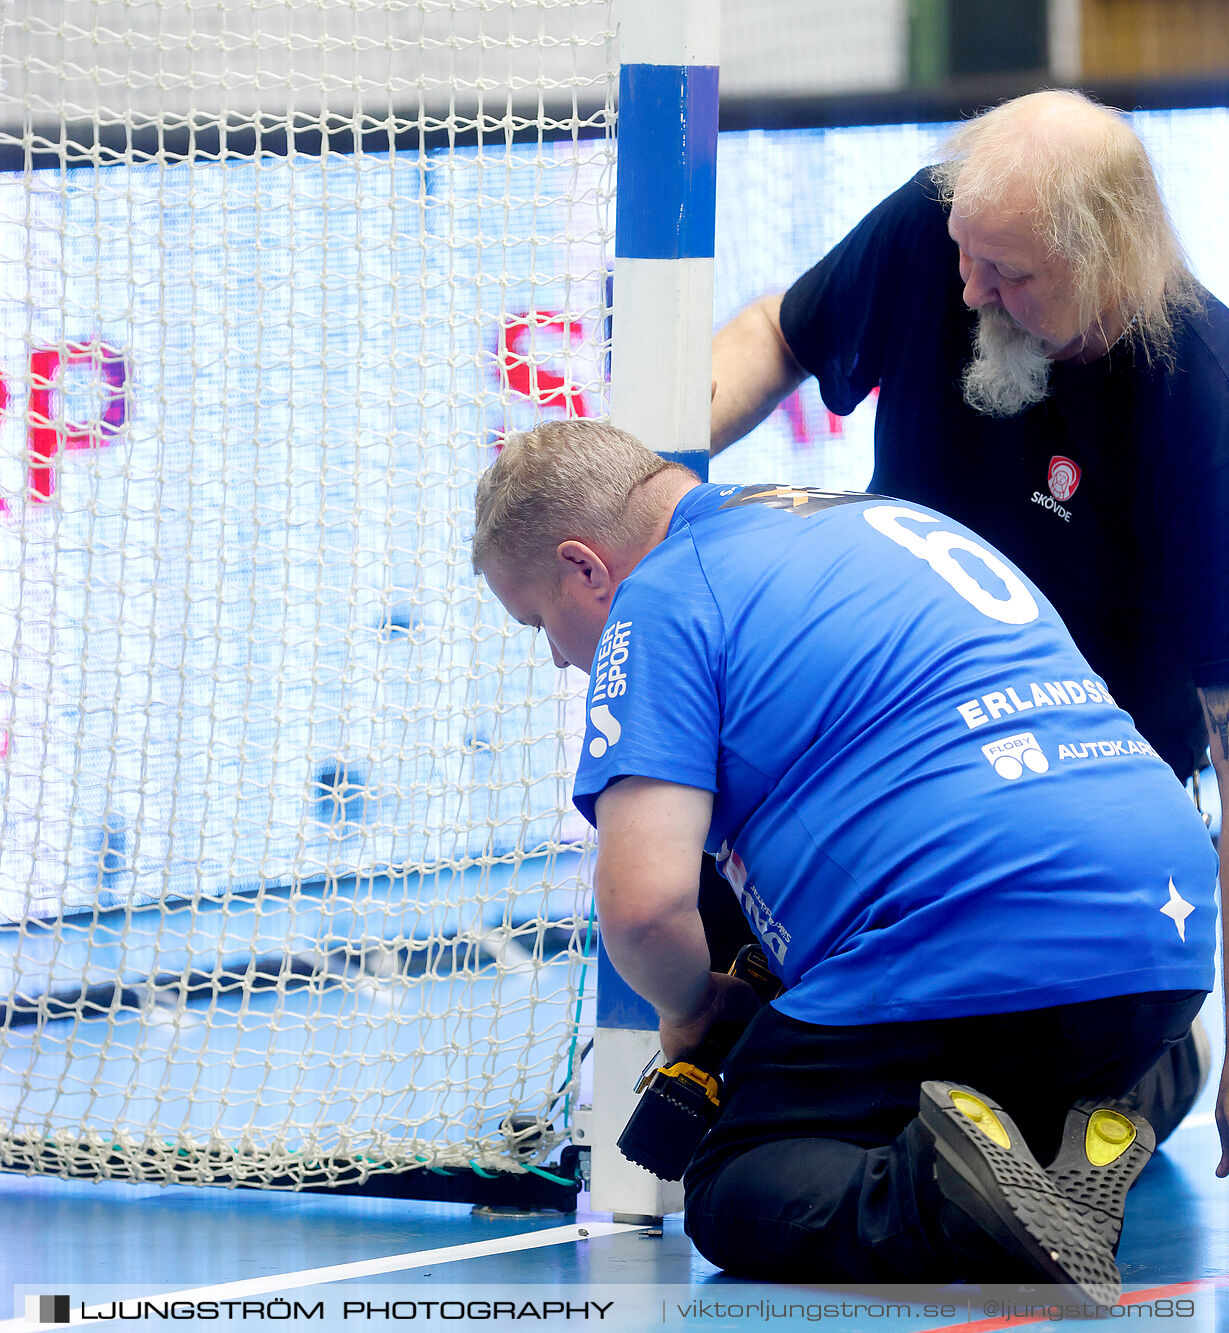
[950,1089,1012,1150]
[1085,1109,1137,1166]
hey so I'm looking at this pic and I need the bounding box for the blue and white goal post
[589,0,720,1222]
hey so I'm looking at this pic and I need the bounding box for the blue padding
[657,448,709,481]
[615,63,719,260]
[596,935,659,1030]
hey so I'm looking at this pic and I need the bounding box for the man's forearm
[592,778,716,1025]
[711,292,807,456]
[598,901,713,1026]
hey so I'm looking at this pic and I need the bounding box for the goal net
[0,0,615,1198]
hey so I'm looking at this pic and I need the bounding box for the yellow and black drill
[616,944,782,1181]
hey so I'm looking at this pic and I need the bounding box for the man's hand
[1216,1058,1229,1177]
[658,970,763,1064]
[1197,685,1229,1178]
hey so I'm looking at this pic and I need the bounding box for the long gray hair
[931,90,1200,361]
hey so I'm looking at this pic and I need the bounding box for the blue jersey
[572,484,1217,1026]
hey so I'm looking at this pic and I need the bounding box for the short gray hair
[931,89,1200,359]
[472,419,694,581]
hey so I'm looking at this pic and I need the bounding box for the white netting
[0,0,614,1189]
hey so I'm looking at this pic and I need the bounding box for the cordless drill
[615,944,782,1181]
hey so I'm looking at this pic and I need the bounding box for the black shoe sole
[920,1080,1122,1306]
[1045,1100,1155,1253]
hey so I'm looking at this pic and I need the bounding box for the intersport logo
[587,619,631,758]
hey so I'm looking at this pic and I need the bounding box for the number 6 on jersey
[864,504,1040,626]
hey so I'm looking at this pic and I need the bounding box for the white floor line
[5,1220,644,1331]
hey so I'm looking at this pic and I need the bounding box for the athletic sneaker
[919,1080,1134,1306]
[1044,1099,1156,1254]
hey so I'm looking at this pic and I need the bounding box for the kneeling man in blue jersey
[472,419,1218,1297]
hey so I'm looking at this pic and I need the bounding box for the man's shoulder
[638,483,852,609]
[1142,290,1229,434]
[795,167,950,284]
[666,483,873,549]
[903,164,947,209]
[855,166,950,247]
[1176,287,1229,380]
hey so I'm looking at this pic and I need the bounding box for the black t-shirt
[780,168,1229,779]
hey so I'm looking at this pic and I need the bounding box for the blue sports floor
[0,982,1225,1333]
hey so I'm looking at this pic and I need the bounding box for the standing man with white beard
[708,88,1229,1164]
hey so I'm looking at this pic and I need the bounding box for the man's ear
[556,539,614,596]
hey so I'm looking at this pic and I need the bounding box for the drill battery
[616,1053,723,1181]
[615,945,782,1181]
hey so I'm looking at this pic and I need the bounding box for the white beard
[961,307,1053,417]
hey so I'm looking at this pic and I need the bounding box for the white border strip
[5,1221,642,1331]
[609,256,715,461]
[619,0,719,66]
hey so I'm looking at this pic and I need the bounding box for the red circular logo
[1047,456,1082,502]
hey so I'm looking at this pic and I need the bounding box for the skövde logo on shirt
[981,731,1050,780]
[1047,456,1082,501]
[587,618,632,758]
[1031,455,1082,522]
